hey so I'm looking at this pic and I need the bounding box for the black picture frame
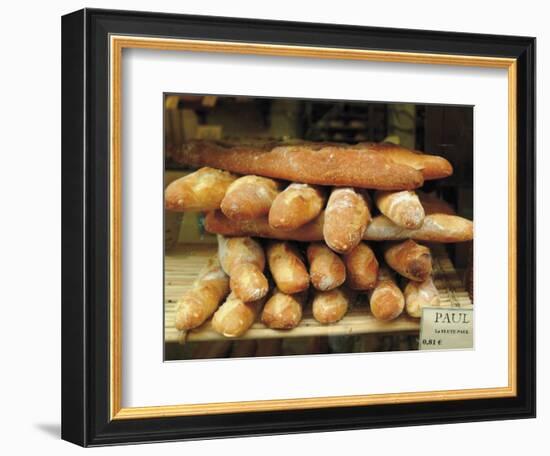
[62,8,535,447]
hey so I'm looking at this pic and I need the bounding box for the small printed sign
[419,307,473,350]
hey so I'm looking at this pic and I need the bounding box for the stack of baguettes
[165,140,473,339]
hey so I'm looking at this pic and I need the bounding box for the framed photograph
[61,8,535,447]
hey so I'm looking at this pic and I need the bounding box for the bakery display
[166,138,473,342]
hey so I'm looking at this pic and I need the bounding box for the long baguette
[266,241,310,294]
[220,175,281,221]
[307,242,346,291]
[174,257,230,330]
[165,167,237,212]
[174,140,424,190]
[324,188,371,254]
[355,142,453,180]
[312,288,351,324]
[205,211,473,243]
[368,267,405,321]
[343,242,379,290]
[269,183,326,230]
[384,240,432,282]
[261,289,306,329]
[211,292,266,338]
[217,235,269,302]
[374,190,425,229]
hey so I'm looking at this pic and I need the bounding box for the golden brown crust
[355,142,453,180]
[312,288,350,324]
[174,140,424,190]
[220,175,281,221]
[174,257,230,330]
[261,289,306,329]
[266,242,310,294]
[211,292,266,338]
[374,190,425,229]
[205,211,474,243]
[269,183,326,230]
[369,268,405,321]
[323,188,371,254]
[306,243,346,291]
[164,167,237,212]
[384,240,432,281]
[343,243,379,290]
[217,236,268,302]
[229,263,269,302]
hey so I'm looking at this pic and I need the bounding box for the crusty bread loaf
[266,241,310,294]
[343,242,379,290]
[384,240,432,281]
[369,267,405,321]
[307,242,346,291]
[174,140,424,190]
[355,142,453,180]
[211,292,266,338]
[364,214,473,242]
[261,288,306,329]
[205,211,474,243]
[374,190,425,229]
[217,235,268,302]
[404,276,440,318]
[324,188,371,254]
[312,288,350,324]
[165,167,237,212]
[220,175,281,221]
[269,183,326,230]
[174,257,230,330]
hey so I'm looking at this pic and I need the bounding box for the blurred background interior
[164,94,473,361]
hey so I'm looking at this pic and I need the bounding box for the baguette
[307,242,346,291]
[324,188,371,254]
[211,292,266,338]
[355,142,453,180]
[364,214,473,242]
[374,190,425,229]
[217,235,268,302]
[261,289,306,329]
[266,241,310,294]
[220,175,281,221]
[165,167,237,212]
[369,267,405,321]
[404,276,440,318]
[174,140,424,190]
[205,211,474,243]
[312,288,350,324]
[384,240,432,281]
[174,257,230,330]
[343,242,379,290]
[269,183,326,230]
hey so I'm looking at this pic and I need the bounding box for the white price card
[419,307,474,350]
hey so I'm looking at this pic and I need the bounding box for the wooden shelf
[164,243,472,344]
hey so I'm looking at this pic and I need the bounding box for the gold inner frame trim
[109,35,518,420]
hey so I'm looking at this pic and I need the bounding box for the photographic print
[163,94,474,361]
